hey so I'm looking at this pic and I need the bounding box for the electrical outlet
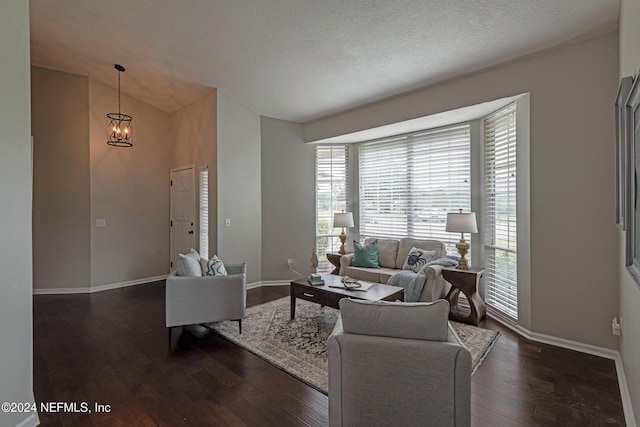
[287,258,293,267]
[612,317,621,336]
[96,219,106,228]
[225,218,231,227]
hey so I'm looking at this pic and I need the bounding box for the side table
[442,266,486,326]
[326,252,343,275]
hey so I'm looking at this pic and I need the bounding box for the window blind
[316,146,349,273]
[359,124,471,253]
[484,102,518,320]
[199,167,209,260]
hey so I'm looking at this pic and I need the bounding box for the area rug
[207,297,500,394]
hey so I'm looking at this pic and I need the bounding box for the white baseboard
[487,312,636,427]
[614,355,638,427]
[260,280,291,287]
[246,280,290,289]
[246,281,262,289]
[14,413,39,427]
[32,274,168,295]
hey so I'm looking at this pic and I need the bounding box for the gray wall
[217,91,262,284]
[31,69,173,291]
[30,72,262,291]
[305,33,620,350]
[619,0,640,421]
[261,117,316,281]
[89,79,173,287]
[0,2,36,426]
[31,67,91,290]
[172,90,218,257]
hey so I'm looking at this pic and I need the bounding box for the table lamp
[333,211,354,255]
[445,209,478,270]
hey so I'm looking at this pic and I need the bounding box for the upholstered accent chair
[328,299,471,427]
[165,262,246,348]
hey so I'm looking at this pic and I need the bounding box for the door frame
[170,165,196,271]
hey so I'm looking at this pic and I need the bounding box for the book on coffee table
[307,273,324,285]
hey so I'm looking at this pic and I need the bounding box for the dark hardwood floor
[33,282,626,426]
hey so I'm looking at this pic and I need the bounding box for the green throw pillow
[352,239,379,268]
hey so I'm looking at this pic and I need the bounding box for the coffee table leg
[290,284,296,320]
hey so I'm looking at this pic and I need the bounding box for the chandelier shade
[106,64,133,147]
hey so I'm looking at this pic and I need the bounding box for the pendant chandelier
[106,64,133,147]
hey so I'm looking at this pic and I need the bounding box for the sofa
[338,237,451,302]
[328,298,471,426]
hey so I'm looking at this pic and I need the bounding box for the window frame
[198,166,209,260]
[483,102,518,320]
[312,96,531,328]
[315,145,349,273]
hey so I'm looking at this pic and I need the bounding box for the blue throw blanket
[387,256,458,302]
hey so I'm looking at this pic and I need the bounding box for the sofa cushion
[396,238,446,269]
[378,269,397,284]
[402,247,437,273]
[346,266,397,284]
[177,249,202,277]
[364,238,399,268]
[352,239,379,268]
[339,298,451,341]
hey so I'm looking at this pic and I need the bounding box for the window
[484,103,518,319]
[359,124,471,253]
[313,97,528,323]
[315,146,349,272]
[199,167,209,259]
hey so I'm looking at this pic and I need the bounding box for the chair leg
[167,327,172,350]
[237,319,242,334]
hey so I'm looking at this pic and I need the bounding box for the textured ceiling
[29,0,619,123]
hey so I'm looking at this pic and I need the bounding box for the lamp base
[455,237,470,270]
[455,257,470,270]
[339,230,347,255]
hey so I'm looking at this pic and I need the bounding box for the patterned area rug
[208,296,500,394]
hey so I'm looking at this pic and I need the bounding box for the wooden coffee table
[290,274,404,319]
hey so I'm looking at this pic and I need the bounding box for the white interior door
[170,166,196,270]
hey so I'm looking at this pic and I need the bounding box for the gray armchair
[328,299,471,427]
[166,262,246,348]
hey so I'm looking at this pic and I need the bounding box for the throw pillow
[200,255,228,276]
[177,248,202,276]
[339,298,451,342]
[352,239,379,268]
[402,247,437,273]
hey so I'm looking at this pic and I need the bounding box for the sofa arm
[338,254,354,276]
[328,317,345,427]
[419,264,452,302]
[166,270,246,327]
[225,262,247,276]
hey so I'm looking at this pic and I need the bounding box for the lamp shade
[446,211,478,233]
[333,212,354,228]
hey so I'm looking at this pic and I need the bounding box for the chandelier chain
[118,70,121,115]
